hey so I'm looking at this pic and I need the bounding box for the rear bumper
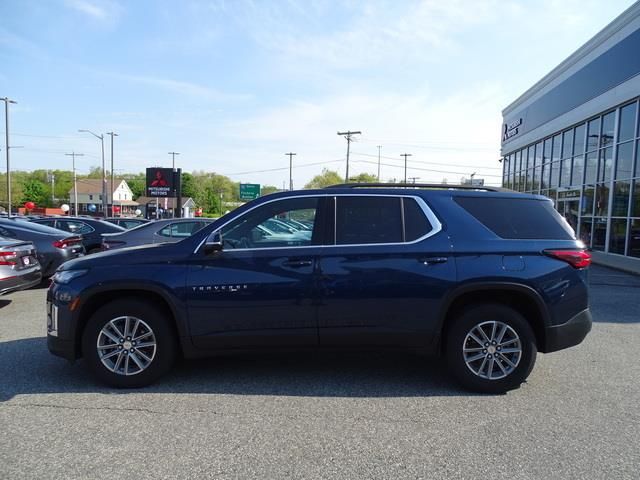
[0,270,42,296]
[542,308,592,353]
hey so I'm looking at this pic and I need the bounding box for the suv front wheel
[82,299,177,388]
[446,304,537,393]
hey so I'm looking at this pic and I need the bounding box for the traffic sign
[239,183,260,200]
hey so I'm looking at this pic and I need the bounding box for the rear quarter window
[454,196,575,240]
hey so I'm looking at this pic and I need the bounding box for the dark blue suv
[47,184,592,393]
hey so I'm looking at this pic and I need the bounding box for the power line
[351,151,503,170]
[352,159,502,177]
[223,158,344,177]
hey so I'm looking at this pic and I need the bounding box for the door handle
[283,259,313,268]
[419,257,448,265]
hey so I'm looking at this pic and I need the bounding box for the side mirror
[203,230,223,255]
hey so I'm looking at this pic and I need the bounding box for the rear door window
[335,196,402,245]
[58,220,94,235]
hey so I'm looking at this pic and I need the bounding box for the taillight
[53,237,82,249]
[544,249,592,269]
[0,251,17,266]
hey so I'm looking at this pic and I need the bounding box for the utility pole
[2,97,17,216]
[65,152,84,216]
[285,152,296,191]
[78,130,106,216]
[400,153,412,184]
[337,130,361,182]
[377,145,382,181]
[106,132,119,216]
[168,151,180,170]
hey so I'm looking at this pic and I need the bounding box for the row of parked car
[0,215,215,296]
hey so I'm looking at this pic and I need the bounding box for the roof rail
[324,182,512,192]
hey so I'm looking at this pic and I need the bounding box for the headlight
[53,269,89,284]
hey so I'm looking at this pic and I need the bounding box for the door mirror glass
[204,230,223,254]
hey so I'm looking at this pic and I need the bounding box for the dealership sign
[146,168,176,197]
[502,118,522,142]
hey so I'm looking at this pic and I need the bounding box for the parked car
[29,217,125,254]
[0,219,84,277]
[47,184,592,392]
[0,237,42,295]
[103,217,151,229]
[101,218,213,250]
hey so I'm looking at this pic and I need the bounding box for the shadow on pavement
[588,265,640,324]
[0,337,474,401]
[0,299,11,309]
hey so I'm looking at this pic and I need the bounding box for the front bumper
[46,288,80,361]
[542,308,592,353]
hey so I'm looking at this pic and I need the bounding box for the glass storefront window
[615,141,634,180]
[580,218,593,246]
[629,219,640,258]
[601,111,615,147]
[592,218,607,251]
[582,186,594,216]
[560,158,572,187]
[609,219,627,255]
[587,117,601,152]
[527,168,534,191]
[612,180,631,217]
[599,147,613,183]
[562,129,573,159]
[585,151,598,184]
[618,102,637,143]
[595,184,609,217]
[572,155,584,186]
[550,160,560,188]
[533,163,541,192]
[632,180,640,217]
[574,124,586,156]
[552,134,562,161]
[635,140,640,177]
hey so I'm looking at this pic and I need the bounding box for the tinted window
[159,221,203,238]
[454,196,574,240]
[404,198,432,241]
[221,197,318,249]
[618,102,637,142]
[58,220,94,235]
[336,196,402,245]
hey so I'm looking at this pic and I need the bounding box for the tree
[21,179,48,206]
[304,169,343,189]
[349,172,377,183]
[261,185,279,196]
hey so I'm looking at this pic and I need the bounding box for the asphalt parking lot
[1,265,639,479]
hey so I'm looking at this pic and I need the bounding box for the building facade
[501,1,640,272]
[68,179,139,216]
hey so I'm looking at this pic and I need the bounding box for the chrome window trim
[194,193,443,254]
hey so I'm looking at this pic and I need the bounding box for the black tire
[82,299,177,388]
[445,304,537,394]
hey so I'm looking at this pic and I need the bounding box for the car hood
[58,242,183,271]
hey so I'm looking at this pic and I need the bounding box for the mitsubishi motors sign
[146,168,176,197]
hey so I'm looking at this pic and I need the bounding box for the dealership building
[501,1,640,272]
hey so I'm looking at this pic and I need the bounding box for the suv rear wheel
[82,299,176,388]
[446,304,536,393]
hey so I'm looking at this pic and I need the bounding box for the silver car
[101,218,214,250]
[0,237,42,295]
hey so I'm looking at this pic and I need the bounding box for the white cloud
[64,0,107,19]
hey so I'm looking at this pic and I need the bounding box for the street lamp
[107,132,119,216]
[78,129,106,216]
[2,97,17,217]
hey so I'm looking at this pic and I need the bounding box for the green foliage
[21,179,48,206]
[304,169,344,189]
[349,172,377,183]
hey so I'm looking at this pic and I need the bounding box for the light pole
[285,152,296,190]
[2,97,17,216]
[400,153,412,184]
[65,152,84,216]
[168,151,180,170]
[106,132,118,216]
[78,129,106,216]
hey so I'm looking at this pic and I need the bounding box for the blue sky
[1,0,637,187]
